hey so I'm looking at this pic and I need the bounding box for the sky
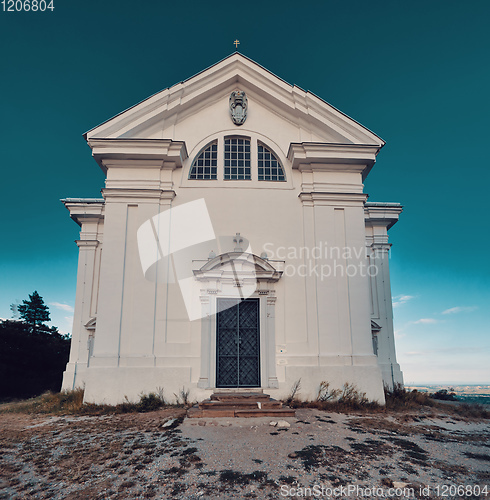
[0,0,489,385]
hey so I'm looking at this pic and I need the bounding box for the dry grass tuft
[316,381,341,402]
[385,385,490,419]
[284,379,302,406]
[284,381,490,416]
[0,388,171,415]
[453,403,490,419]
[288,382,381,412]
[173,386,191,407]
[0,388,85,414]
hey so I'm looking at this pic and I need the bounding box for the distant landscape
[406,385,490,404]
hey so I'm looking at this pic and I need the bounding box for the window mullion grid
[189,141,218,180]
[224,137,251,181]
[217,139,225,181]
[257,143,285,182]
[250,139,257,182]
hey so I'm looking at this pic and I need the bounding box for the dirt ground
[0,406,489,499]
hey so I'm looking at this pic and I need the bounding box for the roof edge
[83,52,385,146]
[61,198,105,204]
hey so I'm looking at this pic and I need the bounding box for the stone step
[210,392,271,402]
[234,408,296,418]
[187,391,295,418]
[187,407,235,418]
[187,406,295,418]
[212,388,264,394]
[199,400,283,410]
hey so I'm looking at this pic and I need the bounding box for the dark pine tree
[0,320,71,400]
[1,292,70,400]
[16,291,50,331]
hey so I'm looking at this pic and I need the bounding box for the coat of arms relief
[229,90,248,125]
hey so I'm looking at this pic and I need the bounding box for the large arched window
[189,141,218,180]
[258,143,286,181]
[188,137,288,182]
[224,137,251,180]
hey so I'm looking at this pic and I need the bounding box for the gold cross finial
[233,39,240,49]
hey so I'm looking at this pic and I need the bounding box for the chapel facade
[62,53,403,404]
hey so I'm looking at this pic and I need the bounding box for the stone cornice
[101,188,176,203]
[288,142,381,180]
[61,198,104,204]
[369,243,392,252]
[87,138,188,174]
[76,239,100,249]
[299,192,368,207]
[364,202,403,230]
[62,200,105,227]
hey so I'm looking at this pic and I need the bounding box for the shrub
[136,393,165,412]
[430,389,458,401]
[454,403,490,419]
[287,381,380,412]
[338,383,369,405]
[384,384,434,410]
[316,381,341,402]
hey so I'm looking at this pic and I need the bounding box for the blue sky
[0,0,488,384]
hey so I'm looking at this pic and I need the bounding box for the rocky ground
[0,406,489,499]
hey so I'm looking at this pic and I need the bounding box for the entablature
[364,202,403,230]
[61,198,105,227]
[87,138,188,174]
[288,142,381,181]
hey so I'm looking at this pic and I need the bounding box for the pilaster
[266,294,279,388]
[289,143,381,369]
[365,203,404,387]
[88,139,187,367]
[197,295,211,388]
[61,200,104,390]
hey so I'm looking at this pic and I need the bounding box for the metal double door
[216,298,260,388]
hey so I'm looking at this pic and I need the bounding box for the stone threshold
[187,392,295,418]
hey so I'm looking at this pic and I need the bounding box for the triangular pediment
[85,53,384,147]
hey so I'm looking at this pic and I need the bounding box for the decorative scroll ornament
[229,90,248,125]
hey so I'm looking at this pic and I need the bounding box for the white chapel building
[62,53,403,405]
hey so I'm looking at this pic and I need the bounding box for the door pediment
[193,252,283,283]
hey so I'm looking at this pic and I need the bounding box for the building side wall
[365,224,404,388]
[61,217,103,390]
